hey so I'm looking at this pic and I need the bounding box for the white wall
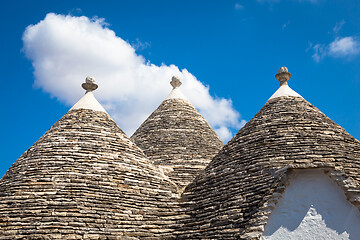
[262,169,360,240]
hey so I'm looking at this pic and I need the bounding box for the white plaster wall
[165,87,188,101]
[70,92,107,113]
[262,169,360,240]
[268,84,302,101]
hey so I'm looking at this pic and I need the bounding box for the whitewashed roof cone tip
[165,76,189,101]
[268,66,302,101]
[70,76,107,113]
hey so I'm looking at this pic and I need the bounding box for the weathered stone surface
[0,109,180,239]
[177,96,360,239]
[2,74,360,239]
[131,98,224,192]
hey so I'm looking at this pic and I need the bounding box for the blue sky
[1,0,359,177]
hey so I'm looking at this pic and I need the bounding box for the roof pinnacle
[275,67,291,85]
[268,67,302,100]
[165,76,188,101]
[170,76,182,89]
[70,76,106,113]
[82,76,98,92]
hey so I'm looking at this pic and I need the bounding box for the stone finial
[170,76,182,89]
[275,67,291,84]
[82,76,98,92]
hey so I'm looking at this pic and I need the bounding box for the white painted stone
[262,169,360,240]
[268,83,302,101]
[70,91,107,113]
[165,87,189,101]
[269,66,302,101]
[165,76,189,101]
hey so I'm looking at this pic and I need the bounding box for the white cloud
[333,20,345,34]
[329,37,360,57]
[22,13,243,142]
[234,3,244,10]
[214,120,247,142]
[311,43,327,62]
[131,38,150,51]
[310,36,360,62]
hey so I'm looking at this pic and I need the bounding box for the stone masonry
[177,96,360,239]
[0,109,180,240]
[131,97,224,193]
[1,70,360,239]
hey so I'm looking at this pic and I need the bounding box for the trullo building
[177,67,360,239]
[0,77,180,239]
[131,76,224,193]
[1,67,360,240]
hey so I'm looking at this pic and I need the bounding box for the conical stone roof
[177,68,360,239]
[0,77,179,239]
[131,77,224,192]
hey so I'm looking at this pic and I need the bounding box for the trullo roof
[0,77,179,239]
[177,67,360,239]
[131,76,224,192]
